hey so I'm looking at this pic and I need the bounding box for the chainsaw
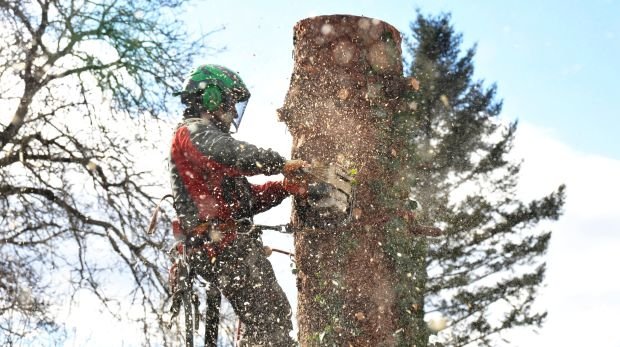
[289,162,356,228]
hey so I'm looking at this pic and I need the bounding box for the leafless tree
[0,0,206,344]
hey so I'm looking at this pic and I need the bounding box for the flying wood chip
[409,77,420,91]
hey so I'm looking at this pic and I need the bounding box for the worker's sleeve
[249,181,290,215]
[188,122,286,176]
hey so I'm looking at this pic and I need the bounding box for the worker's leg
[193,234,295,346]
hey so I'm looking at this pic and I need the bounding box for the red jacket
[170,118,289,237]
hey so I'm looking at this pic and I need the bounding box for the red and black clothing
[169,117,296,346]
[170,117,289,237]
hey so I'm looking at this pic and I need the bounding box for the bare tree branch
[1,0,205,343]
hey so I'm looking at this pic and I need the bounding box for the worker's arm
[181,119,311,178]
[248,161,311,214]
[249,181,289,215]
[187,121,286,176]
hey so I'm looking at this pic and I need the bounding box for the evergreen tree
[403,12,565,346]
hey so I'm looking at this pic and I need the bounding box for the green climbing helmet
[177,64,251,130]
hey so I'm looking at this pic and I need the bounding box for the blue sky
[445,0,620,159]
[186,0,620,159]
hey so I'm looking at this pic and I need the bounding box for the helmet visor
[232,100,248,131]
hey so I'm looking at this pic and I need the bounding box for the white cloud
[506,122,620,346]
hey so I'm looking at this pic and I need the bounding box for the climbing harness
[159,216,296,347]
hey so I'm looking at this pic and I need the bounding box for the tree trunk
[279,15,426,346]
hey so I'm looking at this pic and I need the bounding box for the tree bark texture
[279,15,422,346]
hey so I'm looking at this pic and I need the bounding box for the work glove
[283,176,309,197]
[283,159,310,177]
[283,159,310,196]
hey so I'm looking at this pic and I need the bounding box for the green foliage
[386,11,567,346]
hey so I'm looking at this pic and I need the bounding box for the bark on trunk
[279,15,422,346]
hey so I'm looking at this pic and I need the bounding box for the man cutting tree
[169,64,306,346]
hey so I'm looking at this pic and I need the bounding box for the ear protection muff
[200,84,223,112]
